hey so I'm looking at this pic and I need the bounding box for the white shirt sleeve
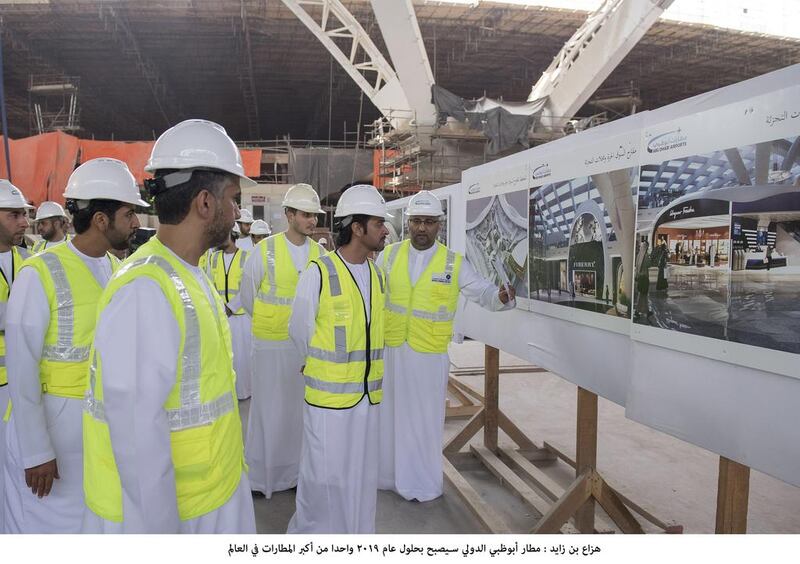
[94,278,182,533]
[288,263,321,360]
[458,258,515,312]
[239,247,263,317]
[5,267,56,468]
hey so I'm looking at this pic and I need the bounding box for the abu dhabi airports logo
[646,128,688,154]
[531,163,552,180]
[468,182,481,194]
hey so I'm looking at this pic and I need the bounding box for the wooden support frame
[443,344,679,535]
[715,456,750,534]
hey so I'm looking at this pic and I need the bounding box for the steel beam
[530,0,675,131]
[280,0,412,128]
[369,0,436,127]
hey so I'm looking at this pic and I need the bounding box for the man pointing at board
[377,190,515,503]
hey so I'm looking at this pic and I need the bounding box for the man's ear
[194,189,215,220]
[92,210,110,232]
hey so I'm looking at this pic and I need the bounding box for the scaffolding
[28,74,81,135]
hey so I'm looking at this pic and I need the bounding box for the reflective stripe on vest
[383,241,461,353]
[210,249,247,315]
[37,252,91,363]
[252,235,323,340]
[86,254,235,430]
[303,252,385,409]
[83,237,243,523]
[26,245,111,399]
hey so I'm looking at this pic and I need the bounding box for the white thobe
[376,245,515,502]
[0,250,15,533]
[235,236,254,252]
[286,253,380,534]
[219,251,252,400]
[3,242,112,533]
[80,245,256,534]
[240,237,310,498]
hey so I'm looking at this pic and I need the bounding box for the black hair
[153,169,234,225]
[68,199,127,234]
[334,214,370,247]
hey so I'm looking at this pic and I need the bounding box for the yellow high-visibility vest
[382,240,462,354]
[0,246,31,387]
[83,236,244,522]
[252,233,323,341]
[22,243,119,398]
[207,248,248,315]
[303,252,385,409]
[32,234,71,254]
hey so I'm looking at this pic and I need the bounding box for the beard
[206,204,231,249]
[107,225,133,251]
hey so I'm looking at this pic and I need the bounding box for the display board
[451,64,800,487]
[525,115,642,334]
[631,82,800,379]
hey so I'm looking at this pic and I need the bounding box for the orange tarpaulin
[0,132,80,206]
[79,141,263,183]
[79,140,155,185]
[1,132,263,207]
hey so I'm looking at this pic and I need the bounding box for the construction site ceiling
[1,0,799,143]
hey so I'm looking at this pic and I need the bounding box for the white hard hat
[405,190,443,217]
[0,180,34,209]
[144,119,257,189]
[63,158,150,207]
[250,219,271,235]
[237,208,254,224]
[282,183,324,214]
[318,237,328,245]
[334,184,392,219]
[232,222,241,234]
[36,201,67,220]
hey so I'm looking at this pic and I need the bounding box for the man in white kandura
[377,190,515,502]
[81,119,256,533]
[287,184,389,533]
[204,229,252,402]
[0,180,34,533]
[240,183,325,498]
[235,209,255,251]
[4,159,144,533]
[31,201,70,253]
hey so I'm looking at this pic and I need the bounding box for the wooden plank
[541,442,679,532]
[498,410,537,451]
[445,405,482,419]
[442,456,511,534]
[575,387,598,533]
[447,380,475,407]
[450,366,546,377]
[445,452,486,472]
[715,456,750,534]
[444,408,484,453]
[449,377,485,403]
[543,441,577,468]
[484,345,500,451]
[517,448,558,463]
[499,447,564,502]
[471,445,552,518]
[531,470,593,534]
[592,474,645,534]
